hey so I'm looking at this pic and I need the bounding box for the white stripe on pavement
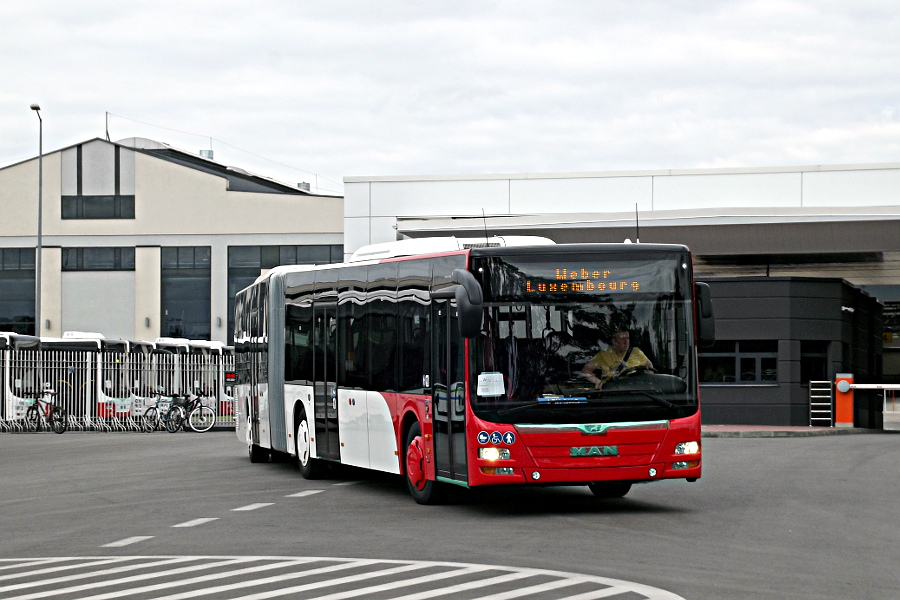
[101,537,153,548]
[0,557,190,594]
[0,558,308,600]
[286,490,324,497]
[232,503,274,511]
[173,518,220,528]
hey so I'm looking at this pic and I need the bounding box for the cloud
[3,0,900,188]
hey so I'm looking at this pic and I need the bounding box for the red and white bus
[233,237,715,503]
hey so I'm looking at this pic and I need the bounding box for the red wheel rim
[406,437,426,491]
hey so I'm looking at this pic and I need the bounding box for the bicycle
[166,393,217,433]
[141,393,175,433]
[24,389,68,434]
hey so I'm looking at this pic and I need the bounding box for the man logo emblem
[570,446,619,457]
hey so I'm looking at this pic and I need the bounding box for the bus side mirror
[695,282,715,347]
[452,269,484,338]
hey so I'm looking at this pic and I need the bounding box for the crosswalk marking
[0,557,686,600]
[2,558,310,600]
[294,567,519,600]
[286,490,324,497]
[173,518,220,527]
[0,557,196,594]
[386,571,544,600]
[0,558,135,582]
[100,536,153,548]
[207,561,434,600]
[232,503,274,511]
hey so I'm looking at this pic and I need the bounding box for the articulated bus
[234,237,715,503]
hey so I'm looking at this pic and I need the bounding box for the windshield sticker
[539,395,588,404]
[477,372,505,397]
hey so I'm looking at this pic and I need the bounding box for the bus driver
[581,329,654,388]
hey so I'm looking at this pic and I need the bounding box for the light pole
[30,104,42,336]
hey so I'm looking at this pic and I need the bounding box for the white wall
[62,271,136,340]
[343,164,900,256]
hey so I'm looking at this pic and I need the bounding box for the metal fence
[0,348,234,432]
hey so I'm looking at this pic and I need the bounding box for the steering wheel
[612,365,654,379]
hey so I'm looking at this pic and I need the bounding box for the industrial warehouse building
[3,136,897,426]
[0,137,343,343]
[344,165,900,426]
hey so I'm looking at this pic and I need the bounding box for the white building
[0,137,343,343]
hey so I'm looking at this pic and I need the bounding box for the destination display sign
[473,254,685,302]
[525,267,641,294]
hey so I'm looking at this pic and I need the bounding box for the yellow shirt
[588,347,650,380]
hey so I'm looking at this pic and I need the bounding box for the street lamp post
[30,104,42,336]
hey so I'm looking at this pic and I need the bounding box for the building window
[0,248,35,334]
[62,247,135,271]
[161,247,211,339]
[227,244,342,342]
[61,195,135,219]
[699,340,778,383]
[801,341,829,382]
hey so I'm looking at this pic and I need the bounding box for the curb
[702,427,896,438]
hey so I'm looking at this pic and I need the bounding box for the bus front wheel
[405,422,446,505]
[588,481,632,498]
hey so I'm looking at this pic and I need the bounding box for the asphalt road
[0,430,897,599]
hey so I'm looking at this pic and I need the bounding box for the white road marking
[173,518,220,528]
[100,537,153,548]
[204,561,432,600]
[232,503,274,511]
[0,558,133,581]
[286,490,324,497]
[331,481,361,486]
[0,557,687,600]
[0,557,192,593]
[1,558,309,600]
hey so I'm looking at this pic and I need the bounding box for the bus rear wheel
[588,481,632,498]
[296,414,324,479]
[249,442,269,463]
[405,422,446,505]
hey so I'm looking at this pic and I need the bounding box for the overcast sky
[3,1,899,195]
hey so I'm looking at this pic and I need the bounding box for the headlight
[478,447,511,460]
[675,441,700,455]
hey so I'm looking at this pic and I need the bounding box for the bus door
[432,299,468,483]
[313,301,340,460]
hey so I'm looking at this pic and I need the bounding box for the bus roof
[348,236,554,262]
[0,332,40,350]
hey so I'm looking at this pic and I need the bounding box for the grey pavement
[703,409,900,437]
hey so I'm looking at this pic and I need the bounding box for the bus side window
[286,303,314,383]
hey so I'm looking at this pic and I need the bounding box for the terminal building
[344,165,900,426]
[2,137,896,426]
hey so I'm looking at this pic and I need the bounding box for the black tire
[249,442,269,463]
[49,406,68,434]
[189,405,216,433]
[296,413,324,479]
[24,405,41,432]
[142,407,159,432]
[588,481,632,498]
[405,422,447,505]
[165,405,184,433]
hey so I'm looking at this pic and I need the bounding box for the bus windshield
[469,250,697,425]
